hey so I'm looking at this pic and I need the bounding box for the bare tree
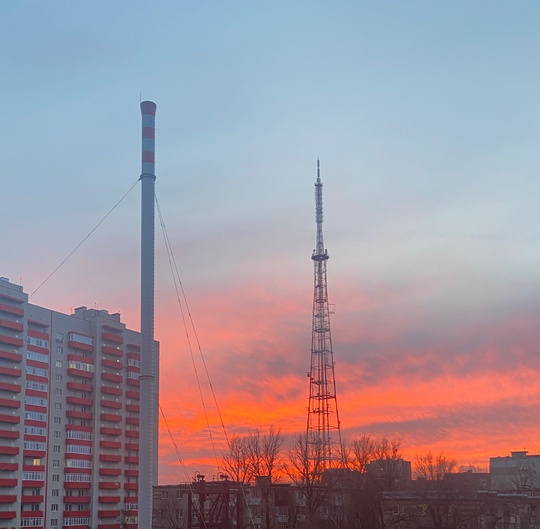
[415,452,458,481]
[345,434,377,473]
[221,434,253,483]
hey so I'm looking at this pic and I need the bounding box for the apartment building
[0,276,158,529]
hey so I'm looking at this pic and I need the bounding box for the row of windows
[26,366,48,377]
[68,360,94,372]
[66,444,91,454]
[63,518,90,526]
[22,471,45,480]
[21,518,43,527]
[25,396,47,407]
[24,425,46,436]
[27,336,49,348]
[25,411,46,421]
[26,381,47,392]
[23,441,46,451]
[66,459,91,468]
[65,473,91,482]
[26,350,48,363]
[68,333,94,346]
[66,430,92,440]
[127,358,140,368]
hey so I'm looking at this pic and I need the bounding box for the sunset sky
[3,2,540,483]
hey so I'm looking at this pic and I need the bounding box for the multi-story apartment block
[491,451,540,491]
[0,276,158,529]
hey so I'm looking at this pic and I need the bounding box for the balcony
[0,398,20,409]
[0,367,21,378]
[66,410,93,420]
[126,404,139,413]
[98,509,121,518]
[64,495,91,503]
[101,400,121,409]
[0,479,16,487]
[0,511,16,520]
[0,350,22,363]
[67,381,93,393]
[0,334,23,348]
[67,396,93,407]
[100,440,121,449]
[99,468,121,476]
[102,332,123,344]
[0,303,23,317]
[102,345,123,357]
[99,454,121,463]
[67,368,94,379]
[21,495,43,503]
[100,427,121,436]
[0,382,20,393]
[99,495,120,503]
[100,413,121,423]
[0,446,19,455]
[0,494,17,502]
[67,340,94,352]
[101,373,122,383]
[126,391,139,400]
[0,414,19,424]
[102,359,123,370]
[0,429,18,439]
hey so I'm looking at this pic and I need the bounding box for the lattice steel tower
[306,160,343,470]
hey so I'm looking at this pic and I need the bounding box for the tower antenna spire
[306,159,343,474]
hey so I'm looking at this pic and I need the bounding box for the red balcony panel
[64,453,92,462]
[99,468,121,476]
[21,494,43,503]
[0,303,24,316]
[65,438,91,447]
[0,463,17,471]
[100,427,121,436]
[102,345,123,357]
[0,334,23,347]
[125,443,139,451]
[102,332,123,344]
[101,373,122,383]
[124,496,138,503]
[100,454,121,463]
[98,509,121,518]
[0,414,19,424]
[66,425,93,432]
[0,511,16,519]
[124,525,137,529]
[64,481,91,489]
[23,464,44,471]
[0,446,18,455]
[67,368,94,379]
[66,382,93,393]
[64,495,91,503]
[24,450,45,458]
[66,396,93,406]
[126,378,140,387]
[101,358,123,370]
[68,354,94,365]
[126,417,139,426]
[0,478,17,487]
[124,483,138,491]
[0,429,18,439]
[0,382,20,393]
[98,524,121,529]
[126,351,140,360]
[100,440,121,449]
[125,404,139,413]
[63,467,91,474]
[26,374,47,384]
[101,399,121,409]
[26,359,48,370]
[100,413,121,423]
[0,319,23,332]
[125,456,138,464]
[125,430,139,439]
[25,404,46,413]
[99,495,120,503]
[99,481,121,490]
[0,398,19,408]
[0,494,16,502]
[66,411,92,420]
[26,344,49,354]
[0,366,21,378]
[101,385,122,396]
[126,343,140,351]
[23,434,46,443]
[67,340,94,352]
[21,510,44,517]
[22,480,44,488]
[28,330,48,341]
[126,391,139,400]
[125,469,138,477]
[63,508,90,517]
[0,350,22,362]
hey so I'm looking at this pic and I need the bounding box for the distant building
[490,451,540,491]
[0,276,159,529]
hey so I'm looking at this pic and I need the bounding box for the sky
[2,1,540,484]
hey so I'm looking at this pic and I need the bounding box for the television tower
[306,159,343,471]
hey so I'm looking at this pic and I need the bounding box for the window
[56,345,63,354]
[56,332,63,342]
[54,401,62,409]
[53,460,60,468]
[55,360,62,368]
[53,445,60,453]
[52,489,59,496]
[55,374,63,382]
[51,520,58,527]
[52,474,59,482]
[51,504,58,512]
[54,416,61,425]
[67,333,94,346]
[54,431,61,439]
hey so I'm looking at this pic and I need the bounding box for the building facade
[0,276,159,529]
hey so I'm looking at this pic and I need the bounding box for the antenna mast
[306,159,343,472]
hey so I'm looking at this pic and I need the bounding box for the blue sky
[3,2,540,482]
